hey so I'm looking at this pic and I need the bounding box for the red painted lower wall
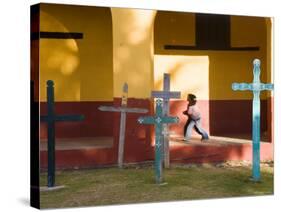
[40,101,115,138]
[40,98,273,169]
[40,142,273,169]
[208,99,268,135]
[169,99,269,137]
[40,98,154,167]
[40,99,270,139]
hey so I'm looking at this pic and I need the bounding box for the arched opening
[39,4,114,151]
[154,11,272,142]
[154,11,210,137]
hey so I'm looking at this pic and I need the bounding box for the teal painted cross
[138,99,179,184]
[40,80,84,187]
[152,73,181,168]
[232,59,273,182]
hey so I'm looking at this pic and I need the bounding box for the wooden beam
[164,45,260,51]
[31,31,83,40]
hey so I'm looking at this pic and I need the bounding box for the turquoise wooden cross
[40,80,84,188]
[151,73,181,168]
[138,99,179,184]
[232,59,273,182]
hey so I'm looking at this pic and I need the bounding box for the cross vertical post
[98,83,148,168]
[155,105,163,184]
[46,80,55,188]
[151,73,181,168]
[138,99,179,184]
[163,74,170,168]
[40,80,85,188]
[118,83,128,168]
[232,59,274,182]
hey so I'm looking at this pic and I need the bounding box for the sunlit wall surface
[40,4,113,102]
[111,8,156,98]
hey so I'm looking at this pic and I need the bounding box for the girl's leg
[183,119,191,137]
[184,120,195,141]
[194,119,209,140]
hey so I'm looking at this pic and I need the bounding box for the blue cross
[138,99,179,184]
[232,59,274,182]
[40,80,84,187]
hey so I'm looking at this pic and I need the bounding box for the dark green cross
[40,80,84,187]
[138,99,179,184]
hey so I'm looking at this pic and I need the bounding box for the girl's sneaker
[201,137,209,142]
[183,138,189,143]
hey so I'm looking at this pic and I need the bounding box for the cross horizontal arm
[40,114,84,122]
[151,91,181,99]
[259,83,274,91]
[121,108,148,113]
[232,82,274,92]
[99,106,148,113]
[98,106,123,112]
[138,116,156,125]
[161,116,179,124]
[232,83,251,91]
[55,114,84,122]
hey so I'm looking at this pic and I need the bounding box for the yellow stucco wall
[111,8,156,98]
[38,4,272,102]
[154,12,272,100]
[266,18,273,87]
[39,4,113,102]
[154,11,195,52]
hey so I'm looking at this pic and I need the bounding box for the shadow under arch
[39,4,115,140]
[153,10,210,137]
[153,10,271,142]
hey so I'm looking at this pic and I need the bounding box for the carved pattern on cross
[137,99,179,184]
[151,73,181,169]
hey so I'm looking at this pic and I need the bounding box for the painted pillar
[111,8,156,98]
[266,18,273,143]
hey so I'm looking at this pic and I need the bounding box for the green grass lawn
[40,164,273,209]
